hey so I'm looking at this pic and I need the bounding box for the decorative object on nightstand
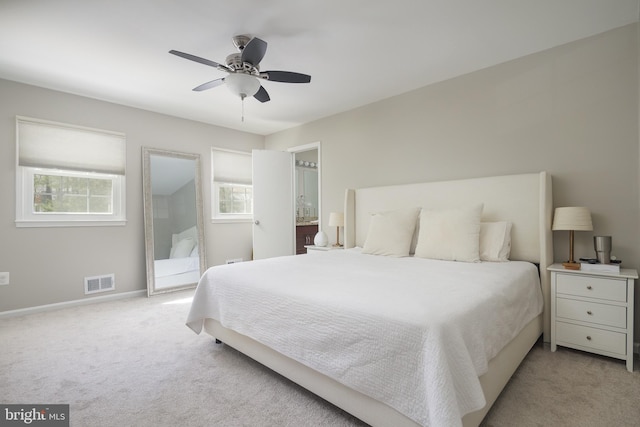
[552,207,593,270]
[313,230,328,247]
[548,264,637,372]
[329,212,344,247]
[593,235,612,264]
[578,236,621,272]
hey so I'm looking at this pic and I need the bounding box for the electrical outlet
[0,272,9,286]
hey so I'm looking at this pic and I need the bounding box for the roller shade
[211,148,251,184]
[17,116,126,175]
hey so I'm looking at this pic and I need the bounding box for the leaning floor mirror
[142,147,206,296]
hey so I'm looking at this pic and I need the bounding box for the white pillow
[170,237,195,259]
[479,221,512,262]
[189,244,199,258]
[414,204,483,262]
[362,207,420,257]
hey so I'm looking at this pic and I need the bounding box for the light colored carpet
[1,290,638,427]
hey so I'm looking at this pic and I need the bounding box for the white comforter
[186,249,543,427]
[154,257,199,278]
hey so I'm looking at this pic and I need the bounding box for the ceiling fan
[169,35,311,103]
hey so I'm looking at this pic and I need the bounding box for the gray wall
[266,25,640,339]
[152,179,197,260]
[0,79,263,312]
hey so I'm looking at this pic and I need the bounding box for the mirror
[295,168,318,222]
[294,153,319,223]
[142,147,206,296]
[293,147,320,254]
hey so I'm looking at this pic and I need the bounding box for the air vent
[84,274,115,295]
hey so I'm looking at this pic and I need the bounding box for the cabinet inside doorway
[296,224,318,254]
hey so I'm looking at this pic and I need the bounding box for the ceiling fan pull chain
[241,95,245,122]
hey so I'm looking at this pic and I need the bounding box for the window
[33,170,115,213]
[16,116,126,227]
[216,183,253,215]
[211,148,252,222]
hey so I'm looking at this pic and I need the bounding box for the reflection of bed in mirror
[154,226,201,289]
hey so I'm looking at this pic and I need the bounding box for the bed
[186,172,553,427]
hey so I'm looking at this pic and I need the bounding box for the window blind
[17,116,126,175]
[211,148,251,184]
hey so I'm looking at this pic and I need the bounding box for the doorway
[289,142,321,254]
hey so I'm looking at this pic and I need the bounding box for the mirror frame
[142,147,206,296]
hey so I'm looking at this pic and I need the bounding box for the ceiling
[0,1,638,136]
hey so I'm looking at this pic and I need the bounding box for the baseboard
[0,290,147,319]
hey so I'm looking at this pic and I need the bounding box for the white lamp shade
[225,73,261,98]
[328,212,344,227]
[552,207,593,231]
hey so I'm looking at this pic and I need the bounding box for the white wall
[0,79,263,312]
[266,25,640,339]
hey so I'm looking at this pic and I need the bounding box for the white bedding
[154,257,200,289]
[186,249,543,427]
[155,257,199,278]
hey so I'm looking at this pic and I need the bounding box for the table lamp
[328,212,344,247]
[552,207,593,270]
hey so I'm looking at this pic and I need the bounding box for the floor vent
[84,274,115,295]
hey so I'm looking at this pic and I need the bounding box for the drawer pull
[586,285,592,290]
[586,310,592,315]
[586,336,592,341]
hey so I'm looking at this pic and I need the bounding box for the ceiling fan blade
[169,50,231,72]
[254,85,270,103]
[193,78,225,92]
[241,37,267,66]
[262,71,311,83]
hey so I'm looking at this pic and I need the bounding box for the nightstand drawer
[556,298,626,328]
[556,274,627,302]
[556,322,626,355]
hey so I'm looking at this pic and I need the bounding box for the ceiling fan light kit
[224,73,260,99]
[169,34,311,121]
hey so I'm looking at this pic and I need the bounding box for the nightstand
[304,245,343,255]
[548,263,637,372]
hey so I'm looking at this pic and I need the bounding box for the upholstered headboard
[343,172,553,341]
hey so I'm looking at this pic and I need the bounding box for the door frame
[288,141,322,251]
